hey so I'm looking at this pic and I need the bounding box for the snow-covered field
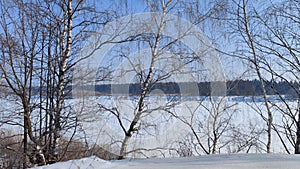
[78,96,298,157]
[1,96,298,157]
[31,154,300,169]
[1,95,299,168]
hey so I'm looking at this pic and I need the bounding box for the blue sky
[89,0,288,81]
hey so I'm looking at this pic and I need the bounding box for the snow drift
[31,154,300,169]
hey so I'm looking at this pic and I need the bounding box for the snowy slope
[31,154,300,169]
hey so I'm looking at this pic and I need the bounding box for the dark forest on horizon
[84,79,299,98]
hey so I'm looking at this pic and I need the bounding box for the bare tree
[244,0,300,154]
[0,1,46,166]
[239,0,273,153]
[171,95,263,155]
[78,0,230,159]
[225,0,300,154]
[101,0,181,159]
[88,0,204,159]
[0,0,113,167]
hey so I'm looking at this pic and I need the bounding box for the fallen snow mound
[32,154,300,169]
[31,156,112,169]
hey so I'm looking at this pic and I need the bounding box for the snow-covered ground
[78,96,298,157]
[1,96,298,157]
[31,154,300,169]
[1,96,299,162]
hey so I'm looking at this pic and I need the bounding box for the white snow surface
[31,154,300,169]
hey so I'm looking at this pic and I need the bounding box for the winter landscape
[0,0,300,169]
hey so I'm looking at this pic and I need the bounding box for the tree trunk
[295,99,300,154]
[242,0,272,153]
[117,6,168,158]
[53,0,73,160]
[119,135,131,159]
[23,113,28,168]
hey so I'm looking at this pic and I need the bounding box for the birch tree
[81,0,228,159]
[0,0,112,167]
[227,0,300,153]
[246,0,300,154]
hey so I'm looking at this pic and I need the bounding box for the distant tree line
[76,80,299,98]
